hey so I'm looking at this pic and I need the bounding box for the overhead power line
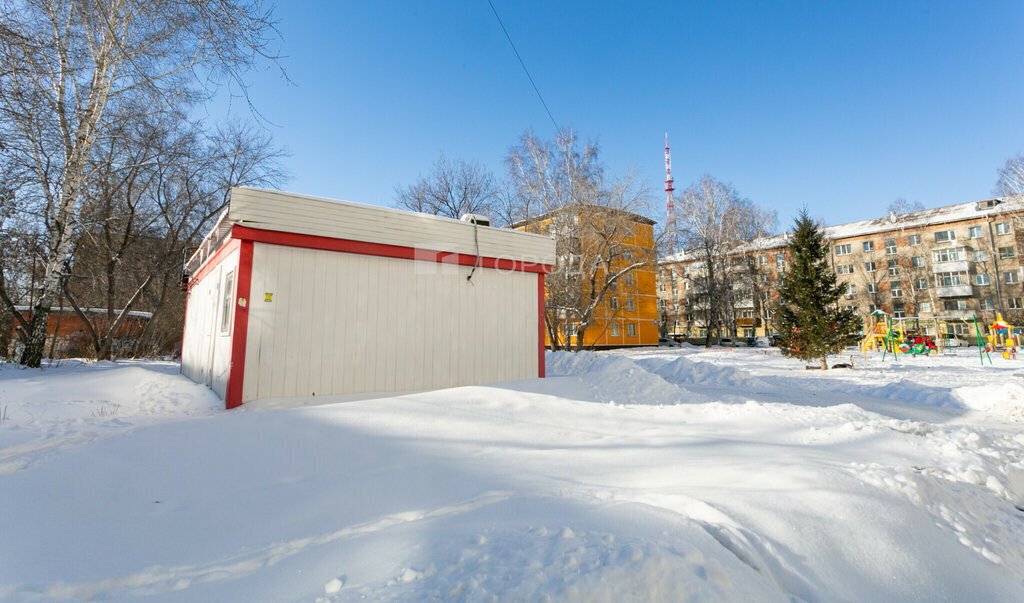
[485,0,560,131]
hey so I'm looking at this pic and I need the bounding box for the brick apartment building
[658,196,1024,341]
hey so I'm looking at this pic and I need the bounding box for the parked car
[753,336,771,347]
[658,337,681,348]
[938,333,963,348]
[718,337,735,347]
[745,337,757,347]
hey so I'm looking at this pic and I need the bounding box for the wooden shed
[181,188,556,408]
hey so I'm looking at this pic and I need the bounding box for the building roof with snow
[660,195,1024,264]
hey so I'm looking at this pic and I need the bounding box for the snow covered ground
[2,348,1024,601]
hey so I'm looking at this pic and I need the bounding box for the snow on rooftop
[660,196,1024,262]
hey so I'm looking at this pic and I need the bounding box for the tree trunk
[0,311,13,361]
[820,356,828,370]
[19,304,51,367]
[573,324,588,352]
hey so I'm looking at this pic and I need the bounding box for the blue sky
[212,1,1024,230]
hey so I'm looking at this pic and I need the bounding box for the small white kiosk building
[181,188,556,408]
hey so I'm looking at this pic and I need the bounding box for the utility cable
[486,0,560,131]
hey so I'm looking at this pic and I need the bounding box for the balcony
[936,284,973,298]
[932,260,969,273]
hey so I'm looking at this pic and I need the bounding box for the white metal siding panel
[182,248,239,398]
[228,188,556,266]
[243,242,538,401]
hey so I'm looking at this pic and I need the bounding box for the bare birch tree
[0,0,280,367]
[996,154,1024,196]
[395,154,498,220]
[504,128,655,351]
[54,112,284,360]
[677,176,774,346]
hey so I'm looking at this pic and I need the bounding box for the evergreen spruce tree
[775,211,862,369]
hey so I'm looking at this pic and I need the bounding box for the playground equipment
[861,313,999,365]
[985,313,1019,359]
[859,310,889,352]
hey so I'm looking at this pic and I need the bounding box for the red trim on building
[230,225,553,274]
[187,237,241,292]
[186,224,553,408]
[538,273,546,378]
[224,240,254,409]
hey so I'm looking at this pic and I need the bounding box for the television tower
[664,133,678,252]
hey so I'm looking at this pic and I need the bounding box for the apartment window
[933,247,964,263]
[869,304,879,313]
[914,278,928,290]
[626,297,635,312]
[919,301,932,313]
[1004,271,1020,284]
[999,246,1016,260]
[834,244,852,256]
[973,250,988,262]
[759,255,768,265]
[911,256,925,268]
[908,234,921,246]
[626,323,636,337]
[846,283,856,297]
[1010,298,1023,310]
[610,322,619,337]
[885,238,897,255]
[969,225,984,238]
[980,298,995,310]
[996,222,1012,235]
[776,254,785,267]
[684,281,691,290]
[890,281,903,298]
[658,299,666,310]
[837,264,854,275]
[762,291,771,301]
[867,283,878,293]
[625,273,635,287]
[761,273,770,283]
[892,303,906,318]
[865,261,876,273]
[863,241,874,252]
[609,297,619,310]
[944,300,967,311]
[975,273,991,286]
[934,230,956,242]
[937,272,965,286]
[740,309,755,319]
[219,270,235,335]
[670,269,676,279]
[672,300,678,310]
[887,259,900,275]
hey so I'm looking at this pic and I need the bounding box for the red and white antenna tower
[664,133,678,252]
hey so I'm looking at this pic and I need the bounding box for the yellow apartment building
[513,206,659,348]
